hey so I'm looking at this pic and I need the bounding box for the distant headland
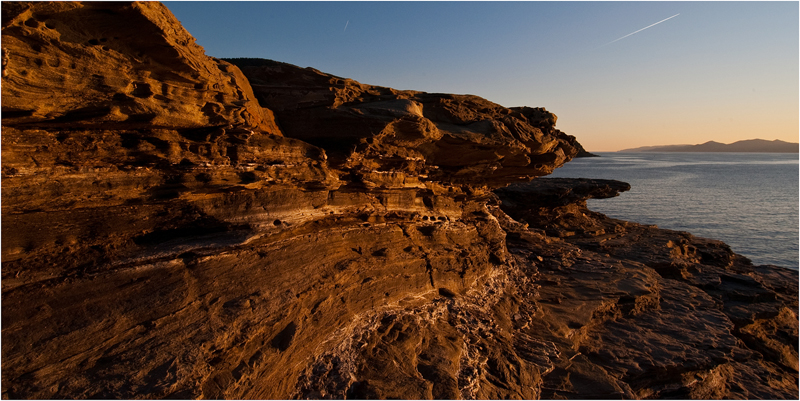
[619,139,799,153]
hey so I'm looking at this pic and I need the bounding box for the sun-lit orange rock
[1,2,796,399]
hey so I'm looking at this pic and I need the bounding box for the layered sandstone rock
[1,2,571,398]
[2,2,797,400]
[1,2,275,132]
[228,58,580,188]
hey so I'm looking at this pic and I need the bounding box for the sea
[546,152,799,269]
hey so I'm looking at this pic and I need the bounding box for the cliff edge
[2,2,797,399]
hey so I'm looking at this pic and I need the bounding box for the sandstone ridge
[227,57,579,188]
[2,2,797,400]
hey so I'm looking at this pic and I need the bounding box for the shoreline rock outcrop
[226,58,580,188]
[496,178,798,398]
[2,2,797,399]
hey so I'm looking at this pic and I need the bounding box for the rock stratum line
[2,2,797,399]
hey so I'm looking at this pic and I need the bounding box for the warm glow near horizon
[555,100,800,152]
[165,1,799,152]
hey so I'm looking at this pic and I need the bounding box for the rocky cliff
[2,2,797,399]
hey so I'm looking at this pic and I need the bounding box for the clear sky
[164,1,798,152]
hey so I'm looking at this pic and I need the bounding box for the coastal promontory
[2,2,797,399]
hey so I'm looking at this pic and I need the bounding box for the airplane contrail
[601,13,679,47]
[344,20,349,32]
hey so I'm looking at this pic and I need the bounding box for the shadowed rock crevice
[271,322,298,352]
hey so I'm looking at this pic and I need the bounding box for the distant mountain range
[619,139,799,153]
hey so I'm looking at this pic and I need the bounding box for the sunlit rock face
[1,1,276,133]
[228,58,580,188]
[2,2,797,400]
[0,2,564,398]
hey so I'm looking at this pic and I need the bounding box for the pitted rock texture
[1,2,562,398]
[2,2,797,400]
[1,2,276,133]
[227,58,580,188]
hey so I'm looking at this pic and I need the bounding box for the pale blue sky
[165,1,798,151]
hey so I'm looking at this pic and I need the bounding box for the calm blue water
[548,153,799,269]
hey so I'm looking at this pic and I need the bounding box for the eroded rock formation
[496,179,798,398]
[227,58,579,188]
[2,2,797,400]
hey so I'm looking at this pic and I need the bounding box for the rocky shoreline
[496,179,798,398]
[2,2,797,399]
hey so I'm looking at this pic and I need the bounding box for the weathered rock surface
[227,58,580,188]
[2,2,797,400]
[496,178,798,399]
[2,2,276,133]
